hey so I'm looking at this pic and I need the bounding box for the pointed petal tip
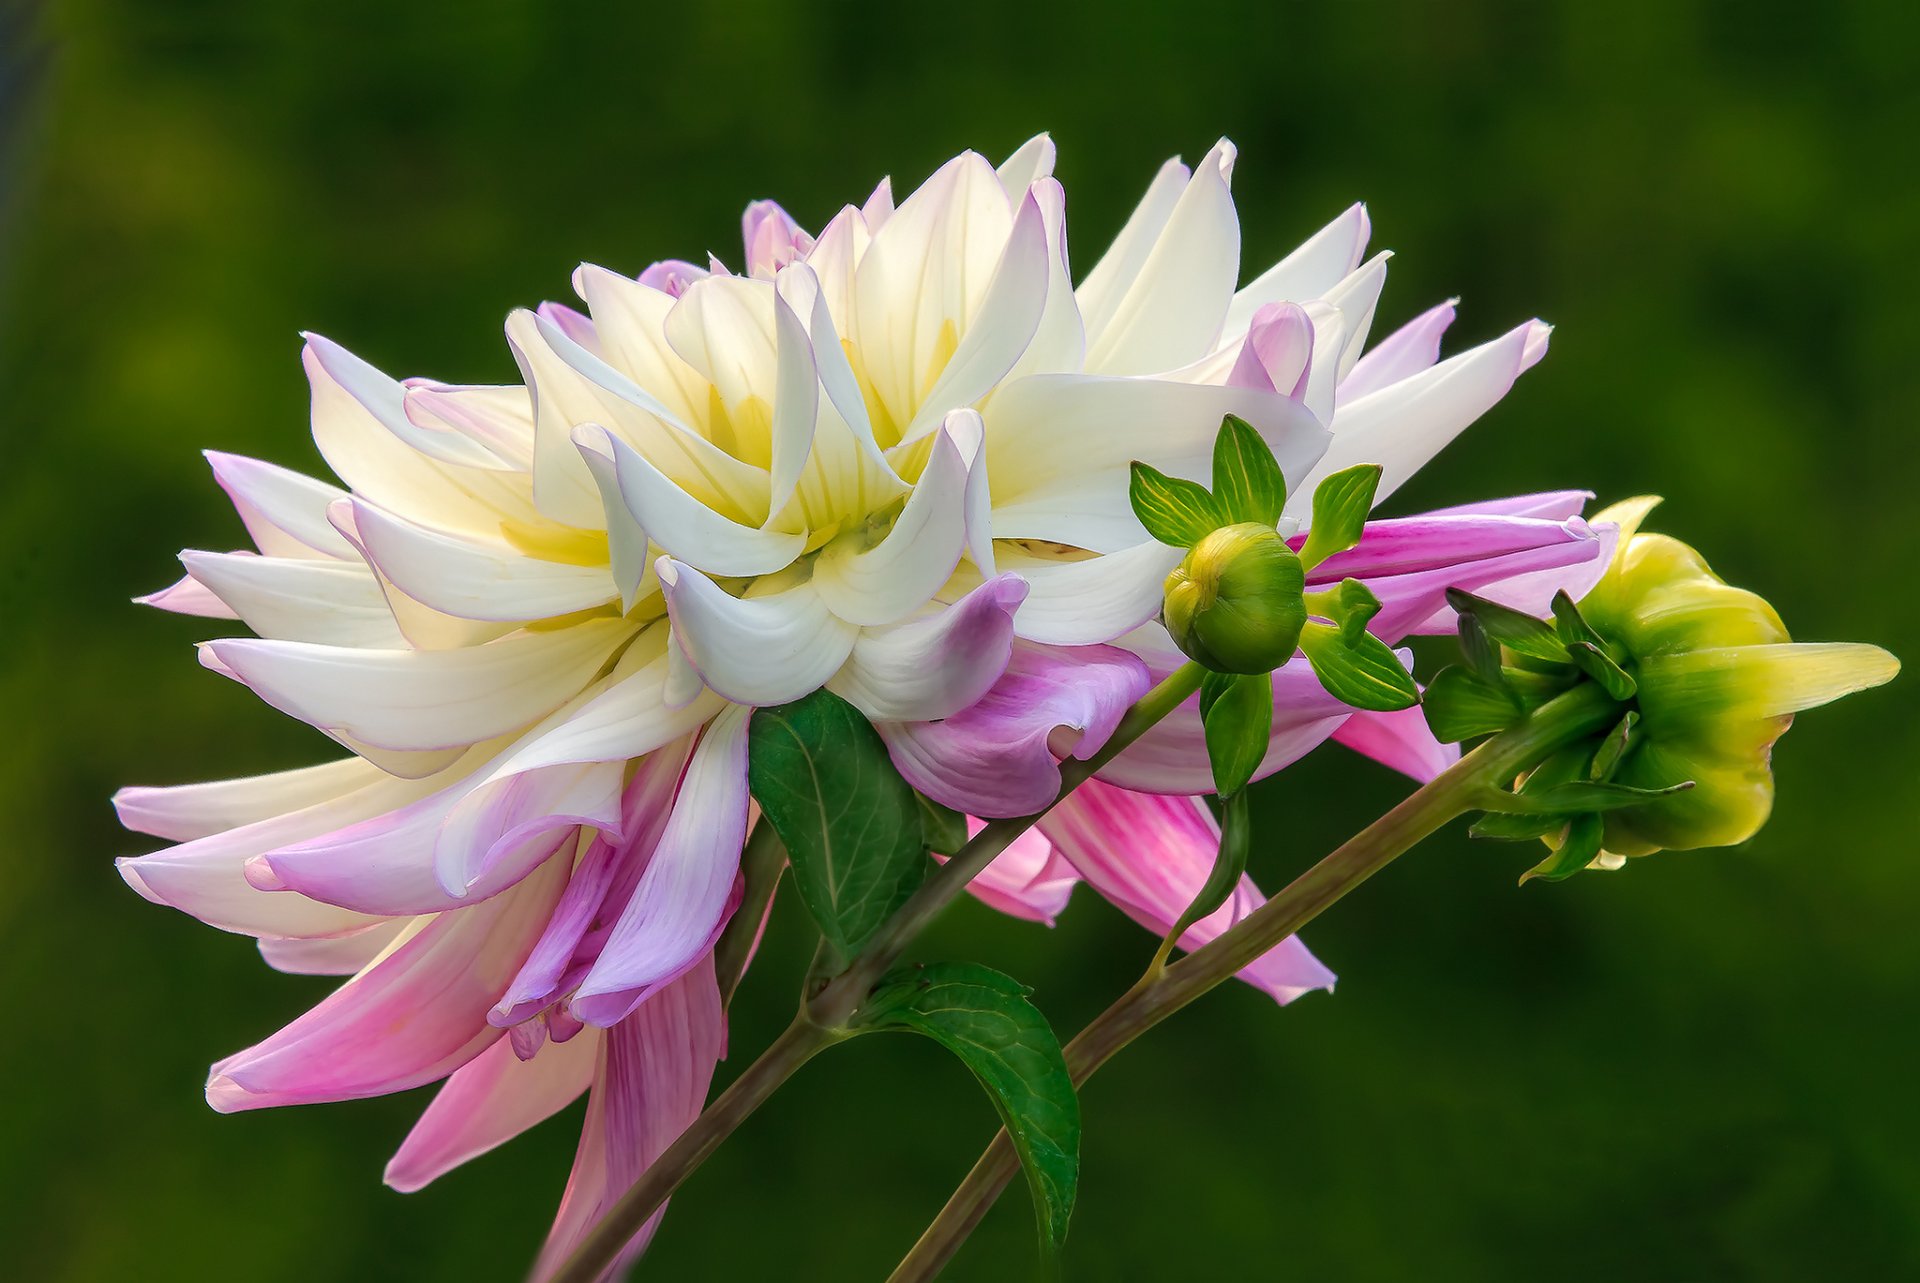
[204,1073,252,1114]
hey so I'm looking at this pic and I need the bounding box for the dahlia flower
[119,135,1607,1272]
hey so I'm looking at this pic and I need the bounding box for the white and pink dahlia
[120,135,1606,1271]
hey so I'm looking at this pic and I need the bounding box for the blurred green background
[4,1,1917,1279]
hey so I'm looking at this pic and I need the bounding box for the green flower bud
[1566,498,1898,857]
[1162,523,1308,674]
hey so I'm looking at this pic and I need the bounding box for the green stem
[887,683,1623,1282]
[546,662,1206,1283]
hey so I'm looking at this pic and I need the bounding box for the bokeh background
[4,1,1917,1279]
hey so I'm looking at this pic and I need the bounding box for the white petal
[896,187,1051,444]
[942,407,997,574]
[813,427,969,626]
[205,451,356,560]
[1337,299,1457,404]
[115,756,382,842]
[1320,251,1392,384]
[179,551,407,647]
[1076,156,1191,343]
[1000,178,1086,386]
[349,498,616,622]
[260,921,411,976]
[658,562,857,706]
[1290,319,1551,517]
[1225,202,1371,337]
[403,382,537,470]
[1081,141,1239,376]
[985,374,1329,551]
[202,618,629,752]
[571,429,656,614]
[573,265,708,425]
[765,284,821,512]
[996,133,1056,197]
[1001,541,1184,646]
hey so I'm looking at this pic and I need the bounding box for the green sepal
[1458,612,1505,687]
[1490,778,1695,815]
[1551,589,1610,654]
[1210,415,1287,527]
[914,791,969,856]
[1520,813,1605,885]
[1503,665,1580,708]
[747,690,928,963]
[1446,587,1567,663]
[1299,621,1420,711]
[1201,670,1272,798]
[1162,790,1253,948]
[1469,810,1570,841]
[856,962,1081,1257]
[1588,710,1641,781]
[1422,665,1524,743]
[1565,640,1639,700]
[1129,461,1224,547]
[1297,463,1382,571]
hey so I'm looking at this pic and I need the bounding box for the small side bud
[1162,523,1308,674]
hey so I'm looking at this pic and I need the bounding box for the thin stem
[548,662,1206,1283]
[889,683,1623,1282]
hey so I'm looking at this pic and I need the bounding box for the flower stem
[547,662,1206,1283]
[887,682,1623,1282]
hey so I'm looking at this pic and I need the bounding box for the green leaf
[1445,587,1567,663]
[714,818,787,1010]
[857,963,1080,1255]
[747,690,927,961]
[1490,778,1694,815]
[1297,463,1382,571]
[1520,812,1605,885]
[1163,790,1253,945]
[1565,641,1638,700]
[915,791,969,856]
[1589,710,1641,781]
[1299,623,1420,711]
[1469,811,1569,842]
[1210,414,1287,527]
[1201,671,1272,797]
[1128,461,1223,547]
[1422,665,1523,742]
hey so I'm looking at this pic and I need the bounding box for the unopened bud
[1162,523,1308,674]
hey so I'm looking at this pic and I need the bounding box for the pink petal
[827,574,1028,722]
[1226,301,1314,399]
[385,1031,599,1193]
[1331,704,1459,783]
[741,199,815,277]
[1039,779,1336,1004]
[532,956,726,1282]
[569,708,751,1027]
[957,824,1080,926]
[205,854,570,1113]
[878,642,1150,818]
[136,570,240,619]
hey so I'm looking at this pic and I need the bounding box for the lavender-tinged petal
[136,570,240,619]
[257,921,409,976]
[827,575,1028,722]
[1336,298,1456,404]
[877,643,1149,818]
[569,707,750,1027]
[958,825,1079,926]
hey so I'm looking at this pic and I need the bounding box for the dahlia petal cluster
[120,135,1607,1270]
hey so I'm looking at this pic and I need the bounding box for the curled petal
[570,707,751,1027]
[814,427,970,627]
[258,922,410,976]
[1332,704,1460,783]
[178,551,406,647]
[348,498,617,622]
[959,825,1079,926]
[828,574,1029,722]
[204,450,356,560]
[658,563,857,707]
[115,755,380,843]
[877,642,1149,818]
